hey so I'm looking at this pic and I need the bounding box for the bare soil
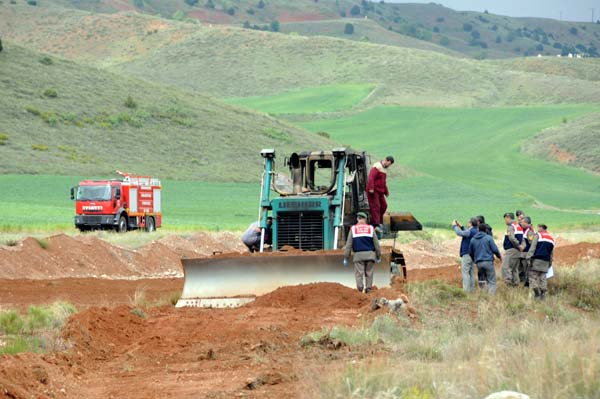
[0,233,597,398]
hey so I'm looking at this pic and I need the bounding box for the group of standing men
[453,211,555,299]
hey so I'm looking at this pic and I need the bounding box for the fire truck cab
[71,171,162,232]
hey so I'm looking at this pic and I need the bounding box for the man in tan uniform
[343,212,382,293]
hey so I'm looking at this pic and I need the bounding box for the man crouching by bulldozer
[343,212,382,293]
[241,217,272,252]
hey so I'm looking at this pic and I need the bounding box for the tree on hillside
[569,27,578,35]
[439,36,450,46]
[463,23,472,32]
[471,30,480,39]
[185,0,199,6]
[226,7,235,15]
[0,37,3,53]
[257,0,265,9]
[205,0,214,8]
[350,5,360,16]
[270,20,280,32]
[134,0,144,8]
[344,23,354,35]
[243,21,251,29]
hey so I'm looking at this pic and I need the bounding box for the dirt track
[1,233,598,398]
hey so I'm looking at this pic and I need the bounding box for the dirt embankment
[0,282,410,399]
[0,232,245,280]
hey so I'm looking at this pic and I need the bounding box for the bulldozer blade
[176,250,392,308]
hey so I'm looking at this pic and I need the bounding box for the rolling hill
[108,25,600,107]
[30,0,600,59]
[523,112,600,174]
[0,44,332,181]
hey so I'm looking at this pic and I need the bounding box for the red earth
[0,234,597,398]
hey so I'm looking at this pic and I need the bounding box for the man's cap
[356,212,368,219]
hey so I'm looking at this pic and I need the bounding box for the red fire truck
[70,171,162,232]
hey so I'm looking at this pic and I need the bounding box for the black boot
[533,288,540,299]
[540,290,547,300]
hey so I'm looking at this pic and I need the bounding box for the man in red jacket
[367,156,394,228]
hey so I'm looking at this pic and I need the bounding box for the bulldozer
[176,148,422,308]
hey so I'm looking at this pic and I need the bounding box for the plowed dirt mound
[63,305,147,362]
[251,282,370,309]
[554,242,600,266]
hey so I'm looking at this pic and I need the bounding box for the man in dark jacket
[452,217,478,292]
[526,224,554,300]
[367,156,394,229]
[475,215,493,284]
[344,212,382,293]
[469,223,502,294]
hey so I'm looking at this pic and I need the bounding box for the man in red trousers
[367,155,394,229]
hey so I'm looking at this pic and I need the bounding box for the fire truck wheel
[117,215,128,233]
[145,217,155,233]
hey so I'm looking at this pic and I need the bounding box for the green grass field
[226,83,375,114]
[0,175,259,231]
[299,105,600,228]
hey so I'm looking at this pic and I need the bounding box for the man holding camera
[452,218,478,292]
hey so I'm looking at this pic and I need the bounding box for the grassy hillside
[0,2,199,67]
[299,106,600,227]
[0,44,332,181]
[109,26,600,107]
[35,0,600,59]
[226,84,375,114]
[279,18,463,57]
[523,112,600,174]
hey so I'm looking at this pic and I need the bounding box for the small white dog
[371,294,409,314]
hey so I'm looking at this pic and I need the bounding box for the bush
[436,17,444,23]
[0,37,3,53]
[39,56,53,65]
[124,96,137,109]
[246,7,254,14]
[31,144,49,151]
[569,27,578,35]
[432,26,439,33]
[470,30,480,39]
[439,36,450,46]
[27,0,37,5]
[205,0,214,8]
[270,20,279,32]
[26,305,52,331]
[257,0,265,9]
[462,23,472,32]
[317,131,330,139]
[0,310,25,335]
[185,0,198,5]
[495,35,501,43]
[226,7,235,16]
[350,5,360,16]
[134,0,144,7]
[43,88,58,98]
[0,133,8,145]
[344,23,354,35]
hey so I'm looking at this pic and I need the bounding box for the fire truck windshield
[76,185,112,201]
